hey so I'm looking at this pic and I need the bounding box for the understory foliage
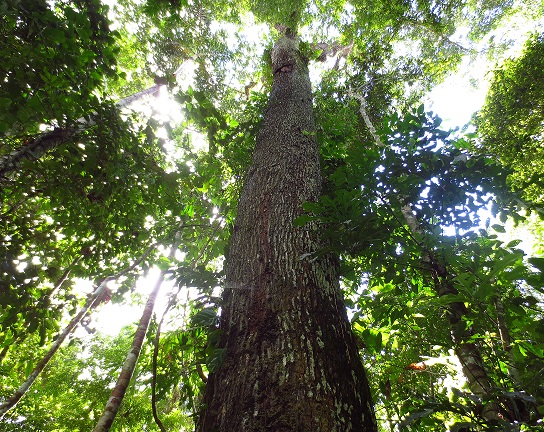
[1,324,203,431]
[1,0,543,430]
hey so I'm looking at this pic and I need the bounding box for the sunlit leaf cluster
[1,0,543,430]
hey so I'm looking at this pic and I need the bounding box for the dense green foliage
[308,107,544,428]
[0,0,117,135]
[476,33,544,204]
[1,0,543,430]
[0,327,194,431]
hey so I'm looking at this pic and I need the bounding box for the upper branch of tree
[348,89,385,147]
[313,41,354,65]
[402,17,473,53]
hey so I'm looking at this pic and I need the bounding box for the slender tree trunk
[114,84,162,110]
[0,277,112,419]
[196,34,376,432]
[356,79,528,425]
[0,85,161,177]
[354,87,506,422]
[92,281,162,432]
[400,203,503,422]
[151,314,167,432]
[350,91,384,148]
[494,293,521,387]
[93,234,178,432]
[50,254,82,296]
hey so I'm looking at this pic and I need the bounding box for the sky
[89,75,487,337]
[429,12,544,128]
[426,72,486,130]
[86,8,544,337]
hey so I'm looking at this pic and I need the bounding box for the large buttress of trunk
[196,36,376,432]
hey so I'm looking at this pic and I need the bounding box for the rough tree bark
[196,34,377,432]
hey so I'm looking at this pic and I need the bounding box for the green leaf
[506,239,521,248]
[293,214,314,226]
[488,252,522,279]
[301,202,325,213]
[529,257,544,273]
[206,348,225,372]
[157,256,172,271]
[491,224,506,233]
[450,422,477,432]
[0,97,11,109]
[399,409,435,427]
[191,308,218,327]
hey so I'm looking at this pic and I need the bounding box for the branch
[312,41,353,64]
[400,203,424,237]
[0,128,78,177]
[348,90,385,148]
[50,254,82,296]
[192,220,222,267]
[402,17,474,53]
[0,245,156,420]
[0,85,162,178]
[115,243,157,279]
[151,315,167,432]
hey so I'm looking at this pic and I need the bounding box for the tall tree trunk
[196,34,376,432]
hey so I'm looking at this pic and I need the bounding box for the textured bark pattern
[197,36,376,432]
[0,128,76,177]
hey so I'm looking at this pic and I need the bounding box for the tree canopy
[475,32,544,204]
[1,0,544,430]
